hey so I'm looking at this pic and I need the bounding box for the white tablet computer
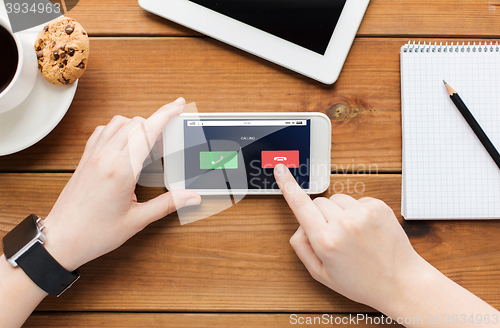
[139,0,370,84]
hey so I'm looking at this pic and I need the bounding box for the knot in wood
[327,103,349,121]
[402,220,431,238]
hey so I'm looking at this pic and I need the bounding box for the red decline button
[261,150,300,168]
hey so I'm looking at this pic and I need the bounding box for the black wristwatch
[1,214,80,296]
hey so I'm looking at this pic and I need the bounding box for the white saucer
[0,11,77,156]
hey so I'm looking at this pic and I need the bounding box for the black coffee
[0,25,19,94]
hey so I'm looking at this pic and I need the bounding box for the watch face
[2,214,40,259]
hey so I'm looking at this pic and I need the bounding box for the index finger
[127,98,185,171]
[274,164,327,240]
[146,97,186,136]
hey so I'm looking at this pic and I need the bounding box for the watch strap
[16,241,80,296]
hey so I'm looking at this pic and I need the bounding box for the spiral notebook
[401,41,500,220]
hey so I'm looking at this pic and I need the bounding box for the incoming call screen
[184,119,311,190]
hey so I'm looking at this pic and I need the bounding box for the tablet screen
[188,0,347,55]
[184,119,311,190]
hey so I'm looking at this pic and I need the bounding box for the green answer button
[200,151,238,169]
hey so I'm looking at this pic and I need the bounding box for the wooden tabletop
[1,1,500,327]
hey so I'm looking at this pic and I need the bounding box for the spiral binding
[401,41,500,53]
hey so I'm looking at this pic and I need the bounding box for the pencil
[443,80,500,169]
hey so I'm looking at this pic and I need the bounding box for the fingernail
[186,197,201,206]
[275,164,287,176]
[174,97,185,114]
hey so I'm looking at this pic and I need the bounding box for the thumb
[137,189,201,226]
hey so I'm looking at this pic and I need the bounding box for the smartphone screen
[183,119,311,190]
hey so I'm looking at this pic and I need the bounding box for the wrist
[377,253,437,319]
[42,214,81,272]
[379,253,499,326]
[0,254,47,296]
[0,254,48,326]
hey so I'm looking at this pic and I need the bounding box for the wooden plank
[68,0,500,38]
[23,313,402,327]
[5,37,498,172]
[2,173,500,312]
[361,0,500,38]
[0,37,404,172]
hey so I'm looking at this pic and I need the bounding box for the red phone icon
[262,151,299,168]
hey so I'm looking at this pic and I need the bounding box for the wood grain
[23,313,402,327]
[3,37,498,172]
[0,37,406,172]
[2,173,500,312]
[68,0,500,38]
[0,1,497,325]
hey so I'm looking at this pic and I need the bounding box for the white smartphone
[163,113,331,195]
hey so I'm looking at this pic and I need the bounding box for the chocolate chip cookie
[34,17,89,85]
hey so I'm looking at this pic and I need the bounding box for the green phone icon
[200,151,238,169]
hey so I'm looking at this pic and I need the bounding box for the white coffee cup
[0,16,37,114]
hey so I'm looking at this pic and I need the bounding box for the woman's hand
[273,163,426,313]
[274,164,499,327]
[42,98,201,272]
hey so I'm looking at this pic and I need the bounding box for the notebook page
[401,43,500,219]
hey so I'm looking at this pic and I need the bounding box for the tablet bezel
[139,0,369,84]
[163,113,331,195]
